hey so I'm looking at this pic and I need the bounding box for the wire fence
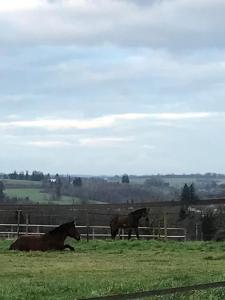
[0,223,186,241]
[81,281,225,300]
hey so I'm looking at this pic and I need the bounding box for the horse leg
[64,244,75,251]
[134,227,139,239]
[111,227,115,239]
[111,228,118,240]
[128,229,132,240]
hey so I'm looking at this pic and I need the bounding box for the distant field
[132,177,225,189]
[5,188,79,204]
[3,179,42,188]
[0,240,225,299]
[163,177,197,188]
[110,176,198,187]
[3,179,101,204]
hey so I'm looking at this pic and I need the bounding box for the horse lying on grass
[110,207,149,240]
[9,221,80,251]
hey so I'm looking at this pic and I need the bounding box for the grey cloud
[1,0,225,174]
[1,46,225,120]
[0,0,225,50]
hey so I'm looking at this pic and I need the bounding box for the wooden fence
[81,280,225,299]
[0,224,186,241]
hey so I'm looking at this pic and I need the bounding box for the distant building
[49,178,56,183]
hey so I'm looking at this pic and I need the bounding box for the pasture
[3,179,80,204]
[1,240,225,299]
[5,188,78,204]
[3,179,101,204]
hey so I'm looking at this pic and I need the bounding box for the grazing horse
[110,208,149,240]
[9,221,80,251]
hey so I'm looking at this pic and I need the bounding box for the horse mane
[129,208,147,216]
[47,222,73,235]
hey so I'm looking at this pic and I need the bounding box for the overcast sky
[1,0,225,175]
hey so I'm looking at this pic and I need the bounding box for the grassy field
[5,188,80,204]
[3,179,77,204]
[5,188,104,204]
[3,179,102,204]
[1,240,225,299]
[3,179,42,187]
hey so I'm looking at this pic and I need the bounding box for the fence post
[11,225,13,238]
[86,211,89,242]
[122,228,125,240]
[158,221,161,239]
[195,223,198,240]
[92,227,95,240]
[164,212,168,241]
[184,228,187,241]
[25,213,29,234]
[153,227,155,239]
[16,210,21,237]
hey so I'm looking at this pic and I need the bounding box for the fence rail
[81,280,225,300]
[0,224,186,240]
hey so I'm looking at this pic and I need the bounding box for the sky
[0,0,225,175]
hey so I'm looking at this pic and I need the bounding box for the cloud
[26,140,71,147]
[0,112,218,131]
[78,136,134,147]
[0,0,41,12]
[1,133,134,149]
[0,0,225,50]
[0,93,40,103]
[0,1,225,174]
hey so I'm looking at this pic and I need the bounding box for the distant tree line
[162,173,225,179]
[42,175,178,204]
[0,171,206,205]
[6,170,45,181]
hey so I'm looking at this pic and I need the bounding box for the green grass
[3,179,104,204]
[5,188,105,204]
[5,188,78,204]
[1,240,225,299]
[3,179,42,187]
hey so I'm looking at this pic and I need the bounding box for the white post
[26,214,29,234]
[164,212,168,241]
[122,228,125,240]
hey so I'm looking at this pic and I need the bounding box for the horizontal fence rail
[81,281,225,300]
[0,224,186,241]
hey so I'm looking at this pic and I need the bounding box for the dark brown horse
[9,221,80,251]
[110,208,149,240]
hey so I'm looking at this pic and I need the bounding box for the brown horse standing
[110,208,149,240]
[9,221,80,251]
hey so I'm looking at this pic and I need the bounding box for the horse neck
[135,212,144,220]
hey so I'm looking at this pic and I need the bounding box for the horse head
[131,208,150,225]
[67,221,81,241]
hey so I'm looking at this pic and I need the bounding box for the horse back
[110,215,130,228]
[9,235,48,251]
